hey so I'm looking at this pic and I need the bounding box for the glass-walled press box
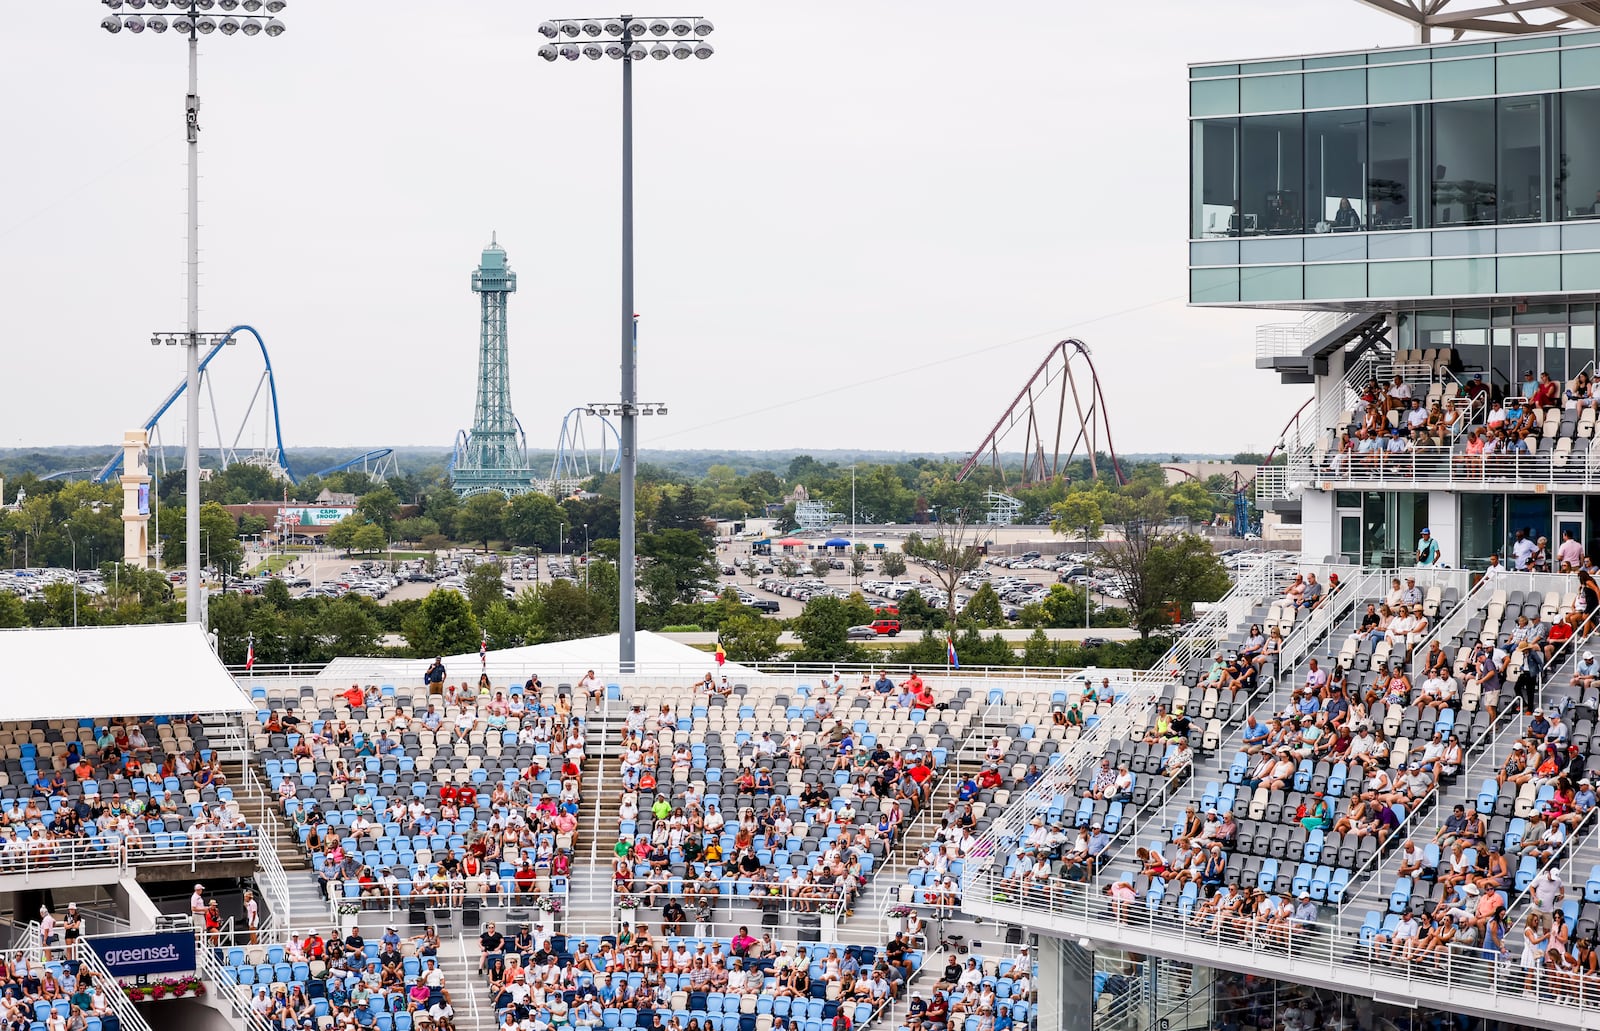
[1190,30,1600,307]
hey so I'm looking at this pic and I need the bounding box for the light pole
[66,526,79,628]
[583,523,590,589]
[100,0,287,624]
[543,14,714,672]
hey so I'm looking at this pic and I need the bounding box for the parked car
[869,619,901,637]
[846,625,879,641]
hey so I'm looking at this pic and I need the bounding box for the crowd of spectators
[0,949,119,1031]
[0,716,246,870]
[229,924,459,1031]
[268,673,585,906]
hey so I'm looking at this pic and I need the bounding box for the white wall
[1301,489,1336,562]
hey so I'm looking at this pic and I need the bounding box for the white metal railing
[1276,566,1375,673]
[1290,442,1600,489]
[1255,311,1345,363]
[455,933,483,1031]
[1254,464,1290,502]
[235,661,1112,682]
[0,829,259,880]
[586,692,609,905]
[242,763,292,926]
[958,864,1594,1028]
[40,924,156,1031]
[200,939,277,1031]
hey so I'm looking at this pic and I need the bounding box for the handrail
[587,692,608,906]
[234,660,1114,681]
[200,939,277,1031]
[0,829,259,879]
[958,862,1599,1027]
[242,762,292,927]
[61,924,155,1031]
[456,932,483,1031]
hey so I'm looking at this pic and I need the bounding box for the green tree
[809,557,832,579]
[325,516,361,555]
[352,523,388,555]
[403,588,481,656]
[1050,491,1105,546]
[322,596,383,655]
[741,558,760,583]
[1096,483,1230,638]
[527,579,608,642]
[880,552,907,579]
[161,500,244,571]
[849,551,866,581]
[638,529,715,612]
[457,494,506,551]
[481,600,531,649]
[0,592,24,629]
[466,562,507,615]
[504,492,566,550]
[962,582,1005,628]
[394,517,441,544]
[357,487,400,534]
[718,612,780,662]
[792,595,862,663]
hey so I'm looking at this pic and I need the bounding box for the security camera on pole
[539,14,713,672]
[97,0,287,623]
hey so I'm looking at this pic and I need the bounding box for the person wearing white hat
[190,882,206,931]
[1574,650,1600,691]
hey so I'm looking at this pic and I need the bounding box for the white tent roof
[0,623,253,721]
[320,630,749,682]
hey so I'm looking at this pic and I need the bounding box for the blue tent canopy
[824,538,851,548]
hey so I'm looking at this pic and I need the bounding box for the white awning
[0,623,252,721]
[320,629,749,682]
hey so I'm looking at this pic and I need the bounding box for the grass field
[250,554,295,576]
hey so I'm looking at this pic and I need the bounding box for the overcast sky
[0,1,1410,461]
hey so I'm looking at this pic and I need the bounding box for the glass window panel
[1245,60,1305,74]
[1432,99,1496,226]
[1190,268,1239,304]
[1431,228,1497,256]
[1454,308,1491,378]
[1437,43,1494,57]
[1546,329,1569,381]
[1562,46,1600,89]
[1497,96,1552,224]
[1305,110,1368,231]
[1562,32,1600,46]
[1564,253,1600,292]
[1369,62,1431,103]
[1369,106,1423,230]
[1572,323,1596,377]
[1560,91,1600,219]
[1241,114,1305,234]
[1508,494,1553,553]
[1565,222,1600,250]
[1192,118,1239,238]
[1369,260,1432,297]
[1239,237,1303,264]
[1458,493,1505,571]
[1240,74,1303,113]
[1306,54,1366,70]
[1498,254,1562,293]
[1306,234,1367,261]
[1191,78,1239,117]
[1239,264,1303,302]
[1305,262,1366,299]
[1362,493,1392,568]
[1496,225,1560,253]
[1497,38,1553,53]
[1432,57,1494,98]
[1305,70,1365,109]
[1497,51,1559,92]
[1191,64,1240,78]
[1189,241,1239,266]
[1370,231,1431,259]
[1433,257,1496,295]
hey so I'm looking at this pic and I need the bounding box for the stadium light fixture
[97,0,286,626]
[544,15,712,673]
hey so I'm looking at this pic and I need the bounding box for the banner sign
[137,484,150,516]
[278,506,353,528]
[91,933,197,979]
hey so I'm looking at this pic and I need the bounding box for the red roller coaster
[956,339,1128,486]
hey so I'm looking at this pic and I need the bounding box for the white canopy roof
[0,623,253,721]
[320,630,749,682]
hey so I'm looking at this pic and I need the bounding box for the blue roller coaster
[93,324,394,487]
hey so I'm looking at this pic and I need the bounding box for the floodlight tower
[98,0,287,624]
[537,14,715,672]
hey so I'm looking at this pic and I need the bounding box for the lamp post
[543,14,714,673]
[99,0,287,624]
[583,523,590,589]
[66,526,79,628]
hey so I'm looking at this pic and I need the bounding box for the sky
[0,1,1412,460]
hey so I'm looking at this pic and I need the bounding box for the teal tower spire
[450,234,541,497]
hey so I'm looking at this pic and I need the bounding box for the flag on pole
[480,631,488,670]
[947,636,959,669]
[245,635,256,672]
[714,638,727,667]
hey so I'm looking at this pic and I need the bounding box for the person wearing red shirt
[912,683,935,710]
[342,684,365,709]
[457,784,478,808]
[1533,371,1561,411]
[439,783,459,806]
[513,861,537,897]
